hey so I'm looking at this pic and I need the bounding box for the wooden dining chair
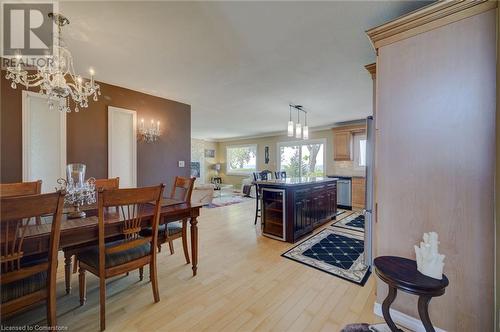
[76,184,164,331]
[159,176,195,263]
[0,180,43,225]
[94,177,120,191]
[0,191,65,327]
[69,177,121,277]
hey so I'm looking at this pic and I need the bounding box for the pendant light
[295,108,302,139]
[303,112,309,140]
[287,105,294,137]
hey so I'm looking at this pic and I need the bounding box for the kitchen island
[254,177,338,243]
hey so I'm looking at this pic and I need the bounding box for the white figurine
[414,232,445,280]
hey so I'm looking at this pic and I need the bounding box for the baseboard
[373,302,446,332]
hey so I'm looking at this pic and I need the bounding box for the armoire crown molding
[365,63,376,80]
[366,0,497,51]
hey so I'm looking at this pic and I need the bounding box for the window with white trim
[353,133,367,168]
[277,139,325,178]
[226,144,257,175]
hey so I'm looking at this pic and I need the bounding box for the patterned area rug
[282,228,370,285]
[332,211,365,232]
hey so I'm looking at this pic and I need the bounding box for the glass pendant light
[303,112,309,140]
[295,108,302,139]
[287,105,294,137]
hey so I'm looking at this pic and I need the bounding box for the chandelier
[5,13,100,113]
[287,104,309,140]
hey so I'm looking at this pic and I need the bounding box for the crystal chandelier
[138,118,161,143]
[5,13,100,113]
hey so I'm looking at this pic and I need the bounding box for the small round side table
[373,256,449,332]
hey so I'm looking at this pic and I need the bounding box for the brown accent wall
[1,71,190,190]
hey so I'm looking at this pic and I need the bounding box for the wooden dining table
[22,198,202,294]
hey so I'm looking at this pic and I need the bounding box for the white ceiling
[59,1,430,140]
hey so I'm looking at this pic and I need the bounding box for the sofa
[191,183,216,205]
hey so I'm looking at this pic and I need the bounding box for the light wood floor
[6,199,383,331]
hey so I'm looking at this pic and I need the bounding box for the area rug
[332,211,365,232]
[340,324,392,332]
[206,195,250,208]
[334,209,346,218]
[282,228,370,286]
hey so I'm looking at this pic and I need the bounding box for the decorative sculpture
[414,232,445,280]
[57,163,96,219]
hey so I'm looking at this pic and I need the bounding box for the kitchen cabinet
[333,124,366,161]
[351,177,366,209]
[333,131,352,160]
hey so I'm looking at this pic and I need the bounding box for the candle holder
[138,118,161,143]
[57,164,97,219]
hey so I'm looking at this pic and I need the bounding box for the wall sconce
[138,118,161,143]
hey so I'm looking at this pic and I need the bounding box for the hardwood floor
[5,200,382,331]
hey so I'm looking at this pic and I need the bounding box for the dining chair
[94,177,120,191]
[0,191,65,327]
[69,177,121,276]
[274,171,287,180]
[253,172,269,225]
[76,184,164,331]
[63,177,120,294]
[159,176,195,263]
[0,180,43,225]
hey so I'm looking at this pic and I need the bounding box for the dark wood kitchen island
[255,177,338,243]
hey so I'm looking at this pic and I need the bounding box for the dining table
[22,198,202,294]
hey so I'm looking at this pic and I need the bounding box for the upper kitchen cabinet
[333,131,351,160]
[333,124,366,161]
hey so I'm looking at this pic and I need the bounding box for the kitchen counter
[254,176,337,187]
[327,174,365,179]
[257,177,337,242]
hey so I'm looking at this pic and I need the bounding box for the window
[353,133,367,168]
[226,144,257,175]
[278,140,325,178]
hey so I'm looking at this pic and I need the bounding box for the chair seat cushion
[1,271,47,303]
[166,222,182,236]
[142,222,183,237]
[77,239,151,269]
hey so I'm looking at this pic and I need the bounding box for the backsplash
[329,160,365,177]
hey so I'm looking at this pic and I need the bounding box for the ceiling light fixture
[287,104,309,140]
[295,107,302,139]
[5,13,100,113]
[287,105,294,137]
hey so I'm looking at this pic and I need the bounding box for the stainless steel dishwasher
[337,178,352,210]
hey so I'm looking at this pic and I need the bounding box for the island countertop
[254,177,338,187]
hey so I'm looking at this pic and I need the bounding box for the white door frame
[22,91,67,183]
[107,106,137,187]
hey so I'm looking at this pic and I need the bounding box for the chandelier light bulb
[303,125,309,140]
[303,112,309,140]
[287,121,294,137]
[295,123,302,139]
[89,68,95,76]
